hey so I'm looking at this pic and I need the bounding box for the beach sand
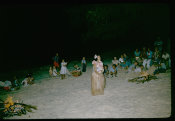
[4,61,171,119]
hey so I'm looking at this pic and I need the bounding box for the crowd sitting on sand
[103,38,170,79]
[0,73,35,91]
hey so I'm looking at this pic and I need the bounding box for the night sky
[0,2,170,71]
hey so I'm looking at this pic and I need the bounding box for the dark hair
[104,65,108,68]
[112,64,116,68]
[26,73,32,78]
[93,54,100,61]
[94,58,98,61]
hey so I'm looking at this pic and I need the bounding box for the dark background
[0,3,170,71]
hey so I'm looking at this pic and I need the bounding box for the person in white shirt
[112,57,119,66]
[52,66,58,77]
[21,78,28,87]
[162,51,170,68]
[162,51,170,60]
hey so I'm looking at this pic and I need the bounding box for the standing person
[91,55,105,96]
[60,59,68,79]
[128,61,138,72]
[53,53,60,71]
[81,57,87,72]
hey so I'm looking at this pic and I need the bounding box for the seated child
[21,77,28,87]
[21,73,34,86]
[72,64,82,77]
[49,66,53,77]
[52,66,58,77]
[110,64,118,77]
[103,65,109,78]
[27,73,34,85]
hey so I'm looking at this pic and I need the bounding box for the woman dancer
[91,54,105,96]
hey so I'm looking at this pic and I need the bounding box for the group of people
[90,38,170,96]
[49,53,87,79]
[102,46,170,78]
[0,73,35,91]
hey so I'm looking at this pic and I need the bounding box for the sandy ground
[4,61,171,119]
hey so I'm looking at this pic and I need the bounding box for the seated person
[134,48,141,61]
[134,65,142,73]
[119,54,126,68]
[119,55,124,64]
[49,66,53,77]
[71,64,82,77]
[153,47,161,65]
[162,51,170,68]
[120,61,128,69]
[103,65,109,78]
[110,64,118,77]
[112,57,119,67]
[11,76,20,90]
[21,73,34,86]
[27,73,34,85]
[0,80,5,88]
[128,61,138,72]
[123,53,132,67]
[143,48,153,70]
[52,66,58,77]
[154,60,167,75]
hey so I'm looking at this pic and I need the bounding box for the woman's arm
[93,64,99,74]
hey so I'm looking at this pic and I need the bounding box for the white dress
[60,62,67,74]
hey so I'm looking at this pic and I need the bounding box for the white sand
[5,61,171,119]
